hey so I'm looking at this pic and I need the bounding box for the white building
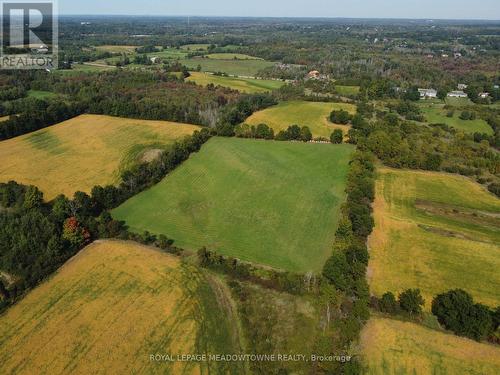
[447,91,468,98]
[418,88,437,99]
[479,92,490,99]
[457,83,468,90]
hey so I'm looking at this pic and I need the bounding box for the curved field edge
[187,72,284,93]
[112,137,355,273]
[244,101,356,138]
[360,317,500,375]
[0,114,201,200]
[0,240,242,375]
[367,167,500,309]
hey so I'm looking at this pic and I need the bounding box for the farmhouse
[447,91,468,98]
[457,83,468,90]
[479,92,490,98]
[150,57,160,64]
[418,88,437,99]
[307,70,321,79]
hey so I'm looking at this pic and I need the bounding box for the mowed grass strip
[0,240,240,375]
[368,167,500,309]
[245,101,356,138]
[0,114,200,200]
[360,317,500,375]
[419,103,493,135]
[187,72,284,93]
[206,53,263,60]
[113,137,354,272]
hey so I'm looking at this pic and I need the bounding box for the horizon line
[56,14,500,22]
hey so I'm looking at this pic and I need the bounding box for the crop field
[360,317,500,375]
[113,137,354,272]
[206,53,262,60]
[179,57,275,76]
[0,240,241,375]
[0,115,10,122]
[245,100,357,138]
[187,72,284,93]
[94,45,138,53]
[0,114,200,200]
[368,167,500,308]
[419,103,493,134]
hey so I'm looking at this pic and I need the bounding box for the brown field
[360,317,500,375]
[0,241,241,375]
[0,115,200,200]
[0,115,10,122]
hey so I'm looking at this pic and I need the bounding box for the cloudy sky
[58,0,500,20]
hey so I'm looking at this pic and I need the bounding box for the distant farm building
[307,70,321,79]
[418,88,437,99]
[479,92,490,99]
[150,57,160,64]
[447,91,468,98]
[458,83,468,90]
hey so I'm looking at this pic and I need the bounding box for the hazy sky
[59,0,500,20]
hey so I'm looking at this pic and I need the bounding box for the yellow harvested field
[0,116,10,122]
[0,241,238,375]
[0,114,200,200]
[360,318,500,375]
[94,45,138,53]
[368,167,500,309]
[245,101,356,138]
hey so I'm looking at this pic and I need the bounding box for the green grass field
[179,57,275,77]
[245,100,356,138]
[180,43,211,51]
[361,317,500,375]
[335,85,360,96]
[206,53,262,60]
[27,90,58,100]
[0,240,242,374]
[187,72,284,93]
[368,168,500,309]
[113,137,354,272]
[419,103,493,134]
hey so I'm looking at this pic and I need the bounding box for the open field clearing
[445,97,474,106]
[113,137,354,272]
[419,103,493,134]
[187,72,284,93]
[0,240,241,375]
[368,167,500,308]
[206,53,262,60]
[147,48,188,59]
[245,101,356,138]
[0,116,10,122]
[27,90,58,100]
[94,45,138,53]
[58,63,116,74]
[360,317,500,375]
[181,44,211,51]
[335,85,360,96]
[0,115,200,200]
[179,57,275,76]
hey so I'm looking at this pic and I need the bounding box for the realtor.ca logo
[0,0,58,69]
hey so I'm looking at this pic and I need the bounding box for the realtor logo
[0,0,58,69]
